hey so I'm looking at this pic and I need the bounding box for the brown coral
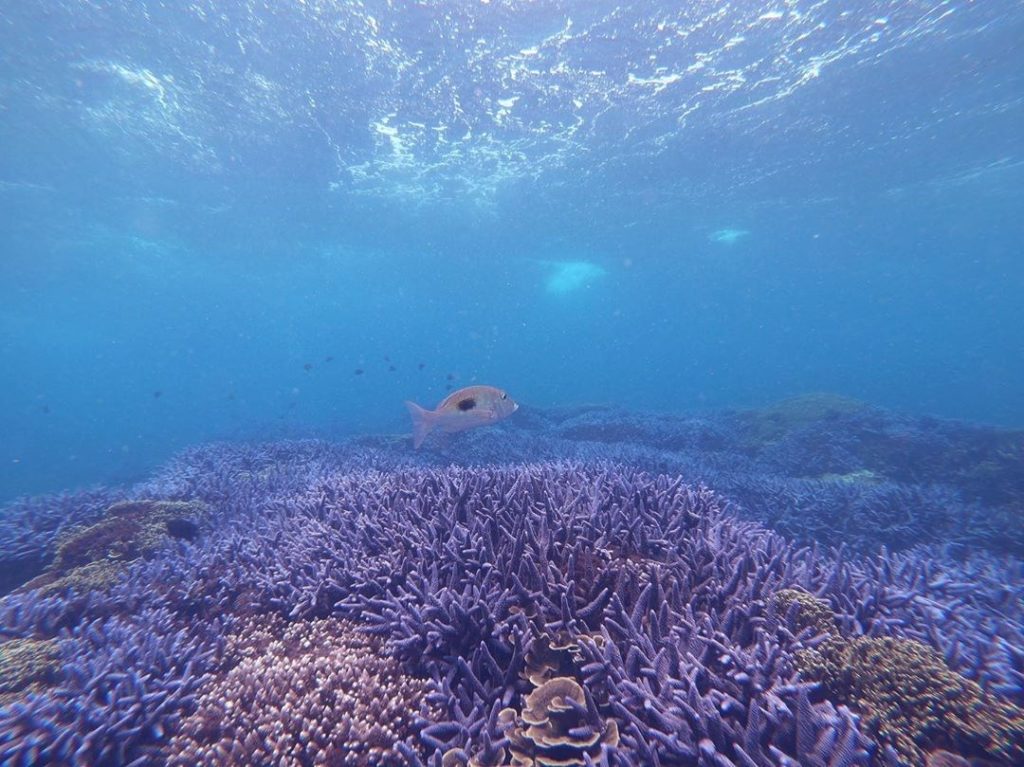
[501,677,618,767]
[0,637,60,705]
[772,588,836,635]
[797,636,1024,766]
[168,615,437,766]
[23,500,203,595]
[521,633,603,689]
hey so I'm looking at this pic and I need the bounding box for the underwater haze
[1,0,1023,500]
[5,4,1024,767]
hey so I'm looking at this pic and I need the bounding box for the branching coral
[169,615,438,766]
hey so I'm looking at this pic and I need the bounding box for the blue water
[1,1,1022,502]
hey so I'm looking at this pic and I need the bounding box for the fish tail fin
[404,401,436,449]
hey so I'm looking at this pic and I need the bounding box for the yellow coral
[797,636,1024,766]
[772,588,836,634]
[24,500,205,595]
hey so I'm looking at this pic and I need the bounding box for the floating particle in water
[354,368,364,375]
[447,372,455,381]
[384,355,391,362]
[446,384,453,390]
[303,363,313,372]
[227,392,236,400]
[153,391,162,399]
[388,365,397,372]
[324,355,334,363]
[418,362,425,370]
[40,404,50,414]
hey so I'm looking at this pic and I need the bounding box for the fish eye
[501,393,507,399]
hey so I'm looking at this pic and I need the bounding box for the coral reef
[799,636,1024,766]
[21,499,204,595]
[501,676,618,766]
[169,615,437,766]
[0,488,124,596]
[739,392,871,443]
[0,608,220,765]
[0,401,1021,766]
[0,638,60,705]
[772,588,837,635]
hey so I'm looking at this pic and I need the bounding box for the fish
[404,385,518,449]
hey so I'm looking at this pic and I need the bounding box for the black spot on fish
[153,391,162,399]
[303,363,313,372]
[457,397,476,411]
[354,368,364,375]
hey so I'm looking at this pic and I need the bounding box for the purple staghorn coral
[0,607,222,766]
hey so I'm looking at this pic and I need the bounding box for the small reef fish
[405,385,518,449]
